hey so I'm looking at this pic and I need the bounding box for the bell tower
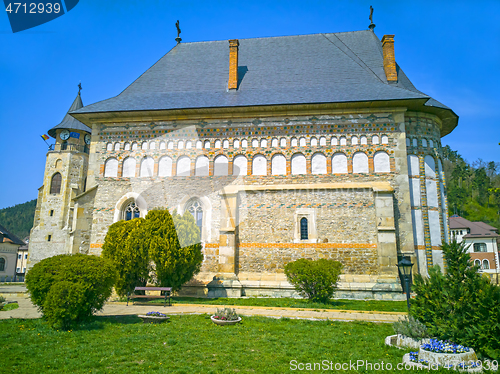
[28,85,91,269]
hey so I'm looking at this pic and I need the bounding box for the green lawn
[144,297,408,313]
[0,314,458,373]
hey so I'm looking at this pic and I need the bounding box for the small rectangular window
[18,254,22,260]
[24,254,28,259]
[48,235,52,242]
[23,267,26,273]
[16,267,21,273]
[473,243,486,252]
[50,210,54,217]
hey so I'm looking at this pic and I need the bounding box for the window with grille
[300,217,308,240]
[50,173,62,194]
[123,201,140,221]
[473,243,487,252]
[187,199,203,239]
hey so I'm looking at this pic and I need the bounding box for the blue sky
[0,0,499,209]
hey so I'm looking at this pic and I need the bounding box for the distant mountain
[0,199,37,240]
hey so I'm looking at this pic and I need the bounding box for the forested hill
[442,146,500,230]
[0,199,37,240]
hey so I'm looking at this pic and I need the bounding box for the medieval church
[28,23,458,299]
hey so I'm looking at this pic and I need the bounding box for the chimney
[228,39,239,90]
[381,35,397,83]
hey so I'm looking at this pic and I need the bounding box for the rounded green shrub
[284,258,343,303]
[26,254,117,328]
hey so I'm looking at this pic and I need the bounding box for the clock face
[84,134,91,145]
[60,129,70,141]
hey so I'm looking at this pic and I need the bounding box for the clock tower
[28,86,92,269]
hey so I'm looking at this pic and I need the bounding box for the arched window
[141,142,148,150]
[106,143,113,151]
[50,173,62,194]
[311,153,326,174]
[233,155,247,176]
[233,139,240,148]
[483,259,490,269]
[474,259,481,267]
[351,136,358,145]
[177,156,191,176]
[271,154,286,175]
[299,137,306,147]
[425,155,436,178]
[158,156,173,177]
[381,135,389,144]
[168,141,174,150]
[187,199,203,237]
[300,217,308,240]
[260,139,267,148]
[372,135,380,145]
[241,139,248,148]
[310,137,318,146]
[280,138,286,147]
[222,139,229,148]
[340,137,347,146]
[123,200,140,221]
[252,138,259,147]
[159,141,166,150]
[196,140,202,149]
[140,157,154,177]
[214,140,221,148]
[122,157,136,177]
[149,141,156,150]
[331,137,338,146]
[291,153,306,175]
[360,136,367,145]
[114,143,120,151]
[374,151,390,173]
[214,155,229,176]
[291,137,298,147]
[332,153,348,174]
[131,142,138,151]
[406,138,410,147]
[104,158,118,177]
[0,257,5,271]
[353,152,369,174]
[185,141,192,149]
[429,140,434,148]
[178,140,185,149]
[252,155,267,175]
[319,137,326,146]
[422,138,427,148]
[271,138,278,147]
[124,142,131,150]
[195,156,209,176]
[204,140,210,149]
[413,138,418,147]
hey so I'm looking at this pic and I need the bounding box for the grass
[142,296,408,312]
[1,302,19,311]
[0,314,458,373]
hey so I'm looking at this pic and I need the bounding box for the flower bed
[211,307,241,325]
[138,311,169,323]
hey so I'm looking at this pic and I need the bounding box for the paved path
[0,295,405,323]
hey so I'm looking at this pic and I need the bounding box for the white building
[449,215,500,278]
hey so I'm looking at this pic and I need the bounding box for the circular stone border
[138,315,170,323]
[210,316,242,325]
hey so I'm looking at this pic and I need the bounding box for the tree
[140,210,203,292]
[101,218,149,297]
[171,209,201,248]
[410,239,500,359]
[284,259,343,303]
[25,254,116,329]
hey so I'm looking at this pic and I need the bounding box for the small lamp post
[397,257,414,311]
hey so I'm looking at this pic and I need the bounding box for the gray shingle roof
[72,30,455,123]
[48,92,91,138]
[449,216,499,238]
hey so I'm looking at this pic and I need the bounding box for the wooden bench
[127,286,172,307]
